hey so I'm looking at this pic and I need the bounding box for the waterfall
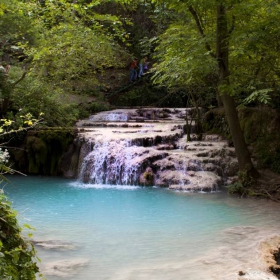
[79,138,142,185]
[72,108,238,191]
[89,110,129,122]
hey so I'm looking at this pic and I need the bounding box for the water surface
[5,175,280,280]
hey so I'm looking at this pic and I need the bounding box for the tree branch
[0,119,43,139]
[188,5,216,59]
[263,189,280,203]
[228,15,235,34]
[11,71,27,87]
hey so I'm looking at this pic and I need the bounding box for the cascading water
[89,110,129,122]
[73,108,238,191]
[79,138,142,185]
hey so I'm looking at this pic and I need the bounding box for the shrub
[0,191,42,279]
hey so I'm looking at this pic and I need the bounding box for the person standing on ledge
[138,57,147,78]
[129,58,138,82]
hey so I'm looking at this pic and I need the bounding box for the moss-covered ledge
[10,128,77,176]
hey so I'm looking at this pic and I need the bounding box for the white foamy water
[90,110,130,122]
[79,138,146,185]
[69,181,140,190]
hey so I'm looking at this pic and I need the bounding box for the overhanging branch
[188,5,216,59]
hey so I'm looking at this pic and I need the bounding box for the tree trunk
[190,91,202,140]
[185,106,191,142]
[216,4,259,178]
[216,90,223,107]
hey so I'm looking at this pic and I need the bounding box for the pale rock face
[168,171,222,191]
[62,108,239,192]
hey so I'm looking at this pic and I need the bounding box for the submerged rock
[42,258,89,277]
[32,239,77,250]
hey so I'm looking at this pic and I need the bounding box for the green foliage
[0,112,43,279]
[26,0,130,87]
[228,169,255,196]
[0,71,11,100]
[138,37,153,57]
[228,181,248,196]
[255,135,280,174]
[0,113,43,135]
[151,0,280,109]
[152,21,216,87]
[10,74,80,126]
[0,112,42,180]
[120,1,159,56]
[86,101,111,114]
[0,0,38,62]
[113,84,165,107]
[203,108,231,139]
[1,0,131,127]
[116,88,147,106]
[0,191,42,280]
[243,89,272,106]
[237,169,255,188]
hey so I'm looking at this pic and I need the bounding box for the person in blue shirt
[138,57,148,78]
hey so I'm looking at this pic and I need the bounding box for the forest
[1,0,280,279]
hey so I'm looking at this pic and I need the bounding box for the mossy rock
[203,108,230,139]
[25,128,77,175]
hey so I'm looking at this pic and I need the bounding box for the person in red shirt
[129,58,138,82]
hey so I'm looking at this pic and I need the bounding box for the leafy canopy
[152,0,280,101]
[26,0,130,87]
